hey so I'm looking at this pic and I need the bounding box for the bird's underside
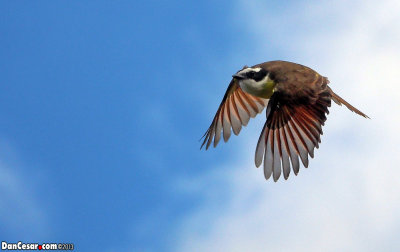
[201,60,369,181]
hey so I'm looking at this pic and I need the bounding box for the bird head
[232,67,272,97]
[232,67,269,84]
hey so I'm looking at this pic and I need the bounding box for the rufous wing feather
[255,91,331,181]
[201,79,268,150]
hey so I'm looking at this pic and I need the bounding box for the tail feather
[328,87,369,119]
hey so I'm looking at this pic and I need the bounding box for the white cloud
[0,142,47,238]
[175,0,400,251]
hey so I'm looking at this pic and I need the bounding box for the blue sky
[0,1,250,251]
[1,1,400,252]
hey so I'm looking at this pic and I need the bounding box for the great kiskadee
[201,60,369,181]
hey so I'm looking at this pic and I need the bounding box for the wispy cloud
[0,142,48,238]
[174,0,400,251]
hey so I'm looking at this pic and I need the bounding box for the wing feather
[272,116,282,182]
[255,90,331,181]
[213,112,223,147]
[222,103,231,142]
[229,96,242,135]
[264,128,274,180]
[233,91,251,126]
[279,113,291,180]
[255,123,267,167]
[201,79,268,149]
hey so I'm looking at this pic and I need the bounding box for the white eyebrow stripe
[237,67,262,75]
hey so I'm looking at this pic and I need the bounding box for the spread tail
[328,87,370,119]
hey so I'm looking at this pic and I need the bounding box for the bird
[200,60,369,181]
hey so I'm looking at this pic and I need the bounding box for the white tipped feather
[283,123,300,175]
[273,129,282,182]
[255,124,267,167]
[288,120,309,168]
[213,113,223,147]
[222,106,231,142]
[279,124,291,180]
[263,130,274,180]
[228,97,242,135]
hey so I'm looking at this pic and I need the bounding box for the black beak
[232,74,244,80]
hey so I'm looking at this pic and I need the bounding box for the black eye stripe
[246,69,267,81]
[246,71,255,78]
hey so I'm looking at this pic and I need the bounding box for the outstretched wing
[201,79,268,150]
[255,89,332,182]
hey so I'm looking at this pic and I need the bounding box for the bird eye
[247,71,255,78]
